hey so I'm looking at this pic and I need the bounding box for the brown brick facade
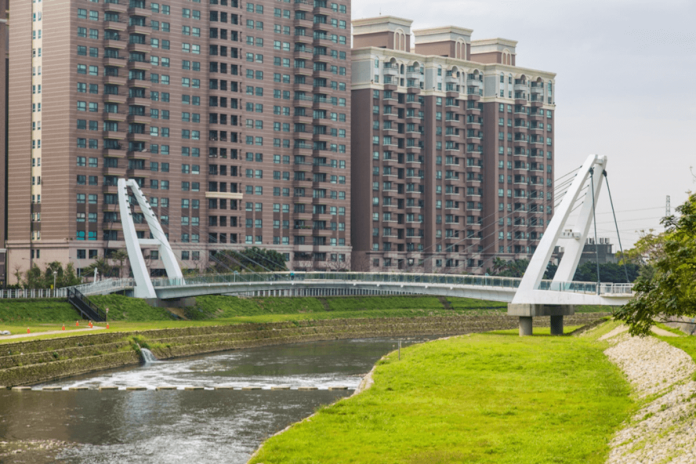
[5,0,352,282]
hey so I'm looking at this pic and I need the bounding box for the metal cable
[589,168,601,294]
[603,171,630,283]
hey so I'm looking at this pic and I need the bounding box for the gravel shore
[602,327,696,463]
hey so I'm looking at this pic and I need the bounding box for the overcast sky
[352,0,696,248]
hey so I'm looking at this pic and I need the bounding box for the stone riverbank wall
[0,314,607,387]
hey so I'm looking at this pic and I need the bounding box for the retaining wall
[0,313,607,387]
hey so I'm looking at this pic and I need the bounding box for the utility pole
[666,195,671,216]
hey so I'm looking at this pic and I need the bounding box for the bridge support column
[519,317,533,336]
[508,304,575,337]
[550,315,564,336]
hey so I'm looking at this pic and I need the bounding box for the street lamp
[53,271,57,297]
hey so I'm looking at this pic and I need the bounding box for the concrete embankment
[0,314,606,387]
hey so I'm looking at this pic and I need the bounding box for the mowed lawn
[251,330,633,464]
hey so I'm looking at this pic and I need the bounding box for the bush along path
[598,324,696,463]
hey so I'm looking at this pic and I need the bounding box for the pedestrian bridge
[74,271,633,306]
[149,272,634,306]
[69,155,635,335]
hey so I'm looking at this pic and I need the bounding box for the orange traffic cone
[62,324,65,331]
[27,328,30,334]
[106,323,110,329]
[76,321,79,327]
[89,322,93,328]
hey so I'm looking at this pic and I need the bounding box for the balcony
[312,69,333,80]
[102,148,126,157]
[126,132,151,143]
[312,98,333,111]
[294,18,313,28]
[105,75,127,86]
[128,59,151,71]
[103,130,126,140]
[294,66,312,77]
[295,34,314,45]
[104,21,127,31]
[292,179,313,189]
[466,93,481,102]
[104,2,128,13]
[313,37,334,48]
[128,78,151,88]
[104,39,125,49]
[103,111,127,122]
[294,0,313,11]
[127,42,150,53]
[293,114,313,125]
[128,6,152,17]
[293,47,313,58]
[127,113,150,124]
[293,145,313,156]
[104,57,126,68]
[103,93,126,104]
[293,82,313,93]
[127,24,151,35]
[127,96,151,107]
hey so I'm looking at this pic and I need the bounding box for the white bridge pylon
[118,178,183,298]
[512,153,626,306]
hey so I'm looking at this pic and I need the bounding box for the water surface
[0,337,431,463]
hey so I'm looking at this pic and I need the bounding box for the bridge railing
[541,280,634,296]
[62,271,634,298]
[63,278,136,296]
[150,272,528,290]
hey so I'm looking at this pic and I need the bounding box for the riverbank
[598,323,696,463]
[0,313,605,387]
[250,322,634,463]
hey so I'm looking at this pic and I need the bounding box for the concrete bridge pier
[508,304,575,336]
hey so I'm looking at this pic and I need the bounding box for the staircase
[67,288,107,322]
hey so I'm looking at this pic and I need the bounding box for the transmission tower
[666,195,671,216]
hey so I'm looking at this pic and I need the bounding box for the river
[0,337,430,463]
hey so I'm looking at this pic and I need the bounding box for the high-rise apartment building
[351,17,556,273]
[0,0,8,286]
[6,0,352,282]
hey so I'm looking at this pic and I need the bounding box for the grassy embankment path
[251,324,634,464]
[0,294,514,343]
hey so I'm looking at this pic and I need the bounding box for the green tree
[573,261,640,283]
[211,247,287,273]
[108,249,130,278]
[25,264,45,289]
[486,259,530,278]
[615,193,696,335]
[83,258,116,280]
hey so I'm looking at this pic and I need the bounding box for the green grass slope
[0,299,80,323]
[251,332,634,464]
[88,295,173,321]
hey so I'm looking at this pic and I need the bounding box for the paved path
[651,326,680,337]
[0,326,105,341]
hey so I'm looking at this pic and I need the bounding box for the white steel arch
[118,178,183,298]
[512,154,608,306]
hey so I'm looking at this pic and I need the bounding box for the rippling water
[0,337,430,463]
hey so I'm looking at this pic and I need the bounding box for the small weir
[0,337,432,463]
[140,347,158,364]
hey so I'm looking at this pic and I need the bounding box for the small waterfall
[140,348,158,364]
